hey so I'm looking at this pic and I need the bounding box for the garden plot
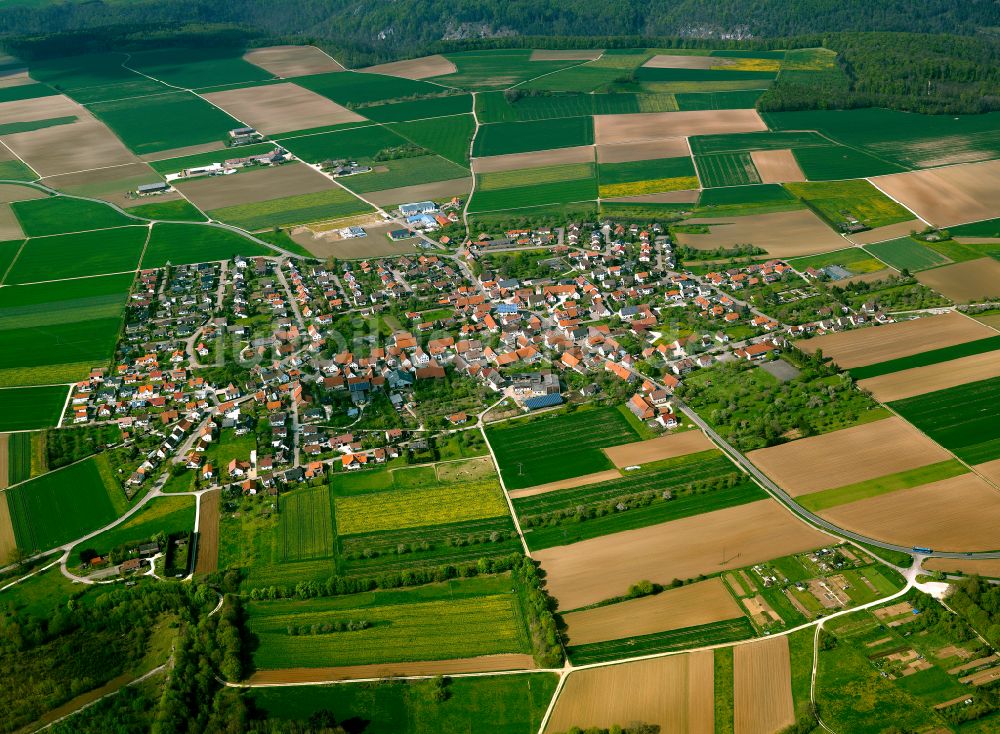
[243,46,345,77]
[472,145,595,173]
[750,149,805,183]
[675,209,845,256]
[820,473,1000,551]
[544,652,714,734]
[603,430,714,468]
[734,637,795,734]
[916,258,1000,303]
[564,578,743,644]
[535,499,830,610]
[594,109,766,145]
[747,418,951,496]
[596,138,690,163]
[203,83,364,135]
[2,117,137,177]
[858,351,1000,402]
[870,159,1000,227]
[360,55,457,79]
[175,163,335,211]
[796,311,994,368]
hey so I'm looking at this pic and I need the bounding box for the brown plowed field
[676,209,845,256]
[820,473,1000,552]
[916,258,1000,303]
[859,350,1000,402]
[924,557,1000,578]
[594,110,766,145]
[564,578,743,644]
[361,55,456,80]
[176,163,334,210]
[0,71,31,88]
[536,499,831,610]
[596,138,690,163]
[747,418,951,496]
[204,83,364,135]
[870,159,1000,227]
[248,654,535,683]
[0,94,82,125]
[0,495,15,564]
[642,54,720,69]
[795,310,994,368]
[734,636,795,734]
[0,204,21,240]
[244,46,345,77]
[544,651,714,734]
[194,488,220,576]
[141,141,226,163]
[508,470,622,499]
[530,49,603,61]
[4,118,138,177]
[605,189,700,204]
[604,431,714,467]
[44,161,168,208]
[974,458,1000,489]
[750,149,805,183]
[846,219,923,245]
[473,145,595,173]
[0,184,45,203]
[366,177,472,206]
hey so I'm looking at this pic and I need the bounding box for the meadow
[598,156,696,186]
[279,485,335,563]
[69,494,195,566]
[473,116,594,157]
[785,180,913,229]
[787,247,887,274]
[140,223,268,267]
[0,385,68,431]
[11,196,135,237]
[486,406,640,489]
[791,144,905,180]
[340,155,469,193]
[0,160,37,181]
[5,226,147,284]
[0,83,56,103]
[890,375,1000,464]
[675,89,763,110]
[469,178,598,213]
[949,217,1000,237]
[694,183,802,217]
[797,460,968,512]
[388,114,475,165]
[294,71,442,106]
[848,335,1000,380]
[26,52,169,103]
[5,455,120,553]
[478,163,595,191]
[125,199,206,222]
[6,432,31,484]
[569,617,755,665]
[206,188,371,230]
[696,152,761,187]
[476,91,676,123]
[127,48,274,89]
[865,237,950,272]
[689,131,826,156]
[435,49,579,90]
[361,94,473,123]
[277,125,409,163]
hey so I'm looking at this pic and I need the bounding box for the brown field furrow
[530,49,603,61]
[642,54,719,69]
[0,204,22,240]
[605,189,701,204]
[3,118,138,177]
[360,55,457,80]
[734,636,795,734]
[955,237,1000,245]
[244,46,345,77]
[676,209,846,256]
[248,654,535,683]
[194,488,220,576]
[564,578,743,644]
[0,94,82,125]
[870,159,1000,228]
[750,149,805,184]
[141,141,226,163]
[796,311,993,368]
[974,458,1000,489]
[0,70,31,88]
[0,494,15,564]
[604,430,714,468]
[536,499,831,610]
[596,138,689,164]
[916,258,1000,303]
[365,177,472,207]
[473,146,595,173]
[204,83,364,136]
[176,163,334,210]
[594,110,766,145]
[846,219,923,245]
[820,474,1000,552]
[0,184,45,204]
[747,417,952,496]
[544,651,714,734]
[859,350,1000,402]
[508,470,622,499]
[924,557,1000,577]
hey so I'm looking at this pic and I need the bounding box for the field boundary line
[0,138,40,181]
[0,237,28,286]
[55,384,74,429]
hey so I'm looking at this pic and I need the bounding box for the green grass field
[5,456,122,552]
[695,152,761,187]
[127,48,274,89]
[864,237,950,272]
[0,82,56,103]
[0,160,37,181]
[675,89,763,110]
[800,460,969,512]
[90,91,242,155]
[361,94,473,123]
[849,335,1000,380]
[479,162,594,191]
[125,199,206,222]
[890,376,1000,464]
[69,494,195,566]
[280,485,335,563]
[0,385,68,431]
[295,71,443,106]
[597,156,695,186]
[785,180,913,230]
[11,196,135,237]
[340,155,469,194]
[787,247,888,275]
[476,90,676,123]
[25,52,170,103]
[0,116,77,136]
[249,673,558,734]
[694,183,802,217]
[436,49,580,90]
[486,406,639,489]
[472,116,594,157]
[277,125,411,163]
[6,226,147,284]
[568,617,755,664]
[6,432,31,485]
[388,114,476,166]
[247,576,529,668]
[689,131,826,156]
[207,188,371,230]
[469,178,598,213]
[140,223,268,267]
[792,144,906,180]
[949,217,1000,238]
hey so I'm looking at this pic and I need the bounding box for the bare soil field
[544,651,714,734]
[974,457,1000,488]
[870,159,1000,227]
[4,118,138,177]
[244,46,345,77]
[747,417,952,496]
[750,149,805,183]
[596,138,689,164]
[291,223,417,258]
[676,209,845,256]
[0,70,31,88]
[176,163,334,210]
[859,350,1000,402]
[0,93,81,125]
[508,470,623,499]
[796,311,994,368]
[536,499,831,610]
[530,49,603,61]
[361,55,457,80]
[846,219,923,245]
[141,141,225,163]
[0,184,45,204]
[605,190,701,204]
[564,578,743,644]
[0,495,14,564]
[604,430,714,468]
[924,557,1000,578]
[643,55,722,69]
[916,258,1000,303]
[473,145,595,173]
[955,237,1000,246]
[820,473,1000,551]
[594,110,766,145]
[366,177,472,206]
[0,204,23,240]
[204,83,364,135]
[194,488,220,576]
[248,654,535,684]
[734,636,795,734]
